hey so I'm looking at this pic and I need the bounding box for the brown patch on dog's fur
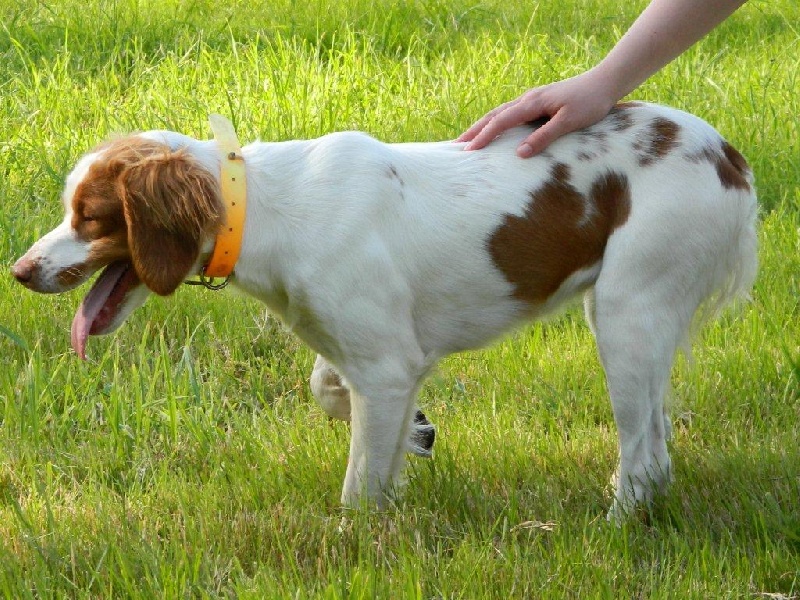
[687,141,751,191]
[70,137,224,295]
[551,162,571,183]
[607,104,637,131]
[488,167,631,304]
[635,117,680,166]
[719,142,751,190]
[573,104,640,162]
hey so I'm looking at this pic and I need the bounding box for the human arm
[459,0,748,157]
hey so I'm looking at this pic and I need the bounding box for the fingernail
[517,143,533,158]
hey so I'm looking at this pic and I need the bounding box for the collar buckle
[184,268,231,291]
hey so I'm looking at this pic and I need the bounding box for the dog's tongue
[71,262,138,360]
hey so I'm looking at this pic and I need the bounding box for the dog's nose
[11,257,35,284]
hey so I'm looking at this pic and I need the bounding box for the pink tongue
[71,262,135,360]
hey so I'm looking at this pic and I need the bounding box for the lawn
[0,0,798,597]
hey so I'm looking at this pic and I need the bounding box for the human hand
[457,70,618,158]
[458,0,748,157]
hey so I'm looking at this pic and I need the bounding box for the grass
[0,0,798,596]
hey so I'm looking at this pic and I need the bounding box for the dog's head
[12,135,224,358]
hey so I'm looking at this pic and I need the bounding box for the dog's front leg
[339,371,421,509]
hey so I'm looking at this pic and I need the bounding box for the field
[1,0,798,597]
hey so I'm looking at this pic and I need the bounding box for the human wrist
[581,64,626,110]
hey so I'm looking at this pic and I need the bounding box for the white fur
[14,103,758,518]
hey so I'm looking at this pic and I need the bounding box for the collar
[197,114,247,288]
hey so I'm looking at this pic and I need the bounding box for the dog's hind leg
[310,354,435,457]
[590,278,692,520]
[310,354,353,421]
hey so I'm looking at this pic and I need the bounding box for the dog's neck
[177,135,350,339]
[218,139,335,327]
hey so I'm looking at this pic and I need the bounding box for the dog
[12,102,757,518]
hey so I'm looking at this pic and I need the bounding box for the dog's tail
[688,174,758,348]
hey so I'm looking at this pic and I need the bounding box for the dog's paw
[408,410,436,458]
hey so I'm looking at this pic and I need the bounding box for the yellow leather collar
[203,113,247,280]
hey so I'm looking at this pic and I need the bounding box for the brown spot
[637,117,680,166]
[574,128,610,159]
[687,141,751,191]
[551,162,570,183]
[719,142,751,190]
[579,129,608,143]
[607,104,636,131]
[489,170,631,304]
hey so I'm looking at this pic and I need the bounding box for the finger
[463,100,537,151]
[456,99,518,143]
[516,112,575,157]
[456,110,499,143]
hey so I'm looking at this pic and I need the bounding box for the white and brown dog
[12,102,757,518]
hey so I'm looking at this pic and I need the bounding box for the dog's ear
[114,140,223,295]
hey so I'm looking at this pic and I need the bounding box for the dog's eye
[83,214,97,222]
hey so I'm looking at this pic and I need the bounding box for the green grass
[1,0,799,596]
